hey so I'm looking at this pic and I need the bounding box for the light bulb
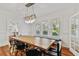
[25,19,35,24]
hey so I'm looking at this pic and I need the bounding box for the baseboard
[62,46,69,49]
[62,44,69,49]
[0,42,9,47]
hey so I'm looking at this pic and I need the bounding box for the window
[52,20,60,36]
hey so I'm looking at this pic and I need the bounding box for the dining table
[9,35,55,50]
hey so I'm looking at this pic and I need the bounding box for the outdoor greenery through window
[52,20,60,36]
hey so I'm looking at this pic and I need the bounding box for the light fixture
[24,3,36,24]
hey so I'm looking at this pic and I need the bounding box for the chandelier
[24,3,36,24]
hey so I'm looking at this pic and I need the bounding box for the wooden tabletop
[11,36,55,50]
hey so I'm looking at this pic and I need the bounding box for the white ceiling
[0,3,79,18]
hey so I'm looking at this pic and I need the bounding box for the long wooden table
[10,36,55,50]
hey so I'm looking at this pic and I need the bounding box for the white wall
[0,9,32,46]
[12,15,32,35]
[0,10,10,46]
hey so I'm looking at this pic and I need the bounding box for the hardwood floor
[0,45,74,56]
[0,45,10,56]
[61,47,74,56]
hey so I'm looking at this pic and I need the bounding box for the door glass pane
[35,23,41,36]
[71,15,79,54]
[52,19,60,36]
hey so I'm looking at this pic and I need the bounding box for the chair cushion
[26,49,42,56]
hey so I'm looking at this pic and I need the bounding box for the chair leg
[14,50,25,56]
[10,45,16,56]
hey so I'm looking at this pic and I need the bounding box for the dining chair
[26,48,42,56]
[44,39,62,56]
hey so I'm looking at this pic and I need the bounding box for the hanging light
[24,3,36,24]
[24,14,36,23]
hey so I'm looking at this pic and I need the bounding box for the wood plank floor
[0,45,74,56]
[61,47,74,56]
[0,45,10,56]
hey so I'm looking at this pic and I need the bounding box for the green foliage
[52,24,59,36]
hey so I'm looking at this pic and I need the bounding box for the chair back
[26,49,42,56]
